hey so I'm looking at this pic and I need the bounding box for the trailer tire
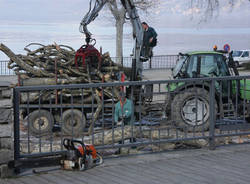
[171,88,217,132]
[62,109,86,136]
[28,110,54,136]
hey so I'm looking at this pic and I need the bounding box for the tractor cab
[172,51,232,79]
[171,51,241,99]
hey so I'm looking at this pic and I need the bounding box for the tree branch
[107,1,119,19]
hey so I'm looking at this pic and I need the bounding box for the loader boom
[79,0,144,80]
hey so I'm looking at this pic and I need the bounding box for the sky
[0,0,250,58]
[0,0,249,26]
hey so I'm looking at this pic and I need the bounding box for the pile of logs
[0,43,131,85]
[0,43,133,104]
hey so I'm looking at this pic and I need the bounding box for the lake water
[0,22,250,60]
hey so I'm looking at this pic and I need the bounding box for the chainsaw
[61,138,103,171]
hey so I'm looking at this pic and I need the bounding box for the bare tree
[107,0,160,62]
[188,0,249,23]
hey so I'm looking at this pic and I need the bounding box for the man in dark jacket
[141,22,158,60]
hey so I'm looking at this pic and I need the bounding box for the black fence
[0,55,178,75]
[111,55,178,69]
[13,75,250,170]
[0,60,15,75]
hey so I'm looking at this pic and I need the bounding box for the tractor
[165,51,250,131]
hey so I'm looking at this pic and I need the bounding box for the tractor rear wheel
[171,88,216,132]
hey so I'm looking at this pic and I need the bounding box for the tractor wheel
[62,109,86,136]
[171,88,217,132]
[28,110,54,136]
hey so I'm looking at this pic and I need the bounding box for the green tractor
[165,51,250,131]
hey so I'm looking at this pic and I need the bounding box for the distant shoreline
[1,23,250,59]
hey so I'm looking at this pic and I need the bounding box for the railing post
[13,88,20,160]
[209,79,216,150]
[149,57,152,69]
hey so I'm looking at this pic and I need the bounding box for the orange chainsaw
[61,138,103,171]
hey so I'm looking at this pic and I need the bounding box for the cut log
[0,43,53,77]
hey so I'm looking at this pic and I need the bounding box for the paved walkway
[1,144,250,184]
[1,69,250,84]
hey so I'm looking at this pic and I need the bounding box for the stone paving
[1,144,250,184]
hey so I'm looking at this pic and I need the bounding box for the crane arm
[79,0,108,43]
[120,0,143,46]
[120,0,144,80]
[80,0,144,80]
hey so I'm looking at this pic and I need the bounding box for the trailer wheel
[171,88,217,132]
[28,110,54,136]
[62,109,86,136]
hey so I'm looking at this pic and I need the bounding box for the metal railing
[13,75,250,168]
[0,60,15,75]
[111,55,178,69]
[0,55,178,75]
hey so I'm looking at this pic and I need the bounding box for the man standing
[141,22,158,60]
